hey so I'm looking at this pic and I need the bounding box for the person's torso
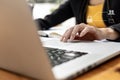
[69,0,120,27]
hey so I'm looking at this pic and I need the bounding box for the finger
[60,31,68,42]
[61,27,73,42]
[69,25,80,40]
[70,23,85,40]
[79,26,89,37]
[61,28,70,41]
[62,30,72,42]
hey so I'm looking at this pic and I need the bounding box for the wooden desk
[0,55,120,80]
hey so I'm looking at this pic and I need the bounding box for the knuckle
[79,23,86,28]
[67,27,74,31]
[80,23,85,25]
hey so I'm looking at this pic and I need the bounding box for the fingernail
[63,37,66,42]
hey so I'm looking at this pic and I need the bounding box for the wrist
[100,28,119,40]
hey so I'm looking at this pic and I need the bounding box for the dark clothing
[35,0,120,42]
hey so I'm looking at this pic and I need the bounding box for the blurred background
[27,0,75,28]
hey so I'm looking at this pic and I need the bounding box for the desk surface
[0,55,119,80]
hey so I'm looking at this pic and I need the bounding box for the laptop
[0,0,120,80]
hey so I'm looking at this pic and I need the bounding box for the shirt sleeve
[108,23,120,42]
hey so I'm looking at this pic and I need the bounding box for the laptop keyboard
[44,47,88,67]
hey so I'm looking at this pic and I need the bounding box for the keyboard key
[44,47,88,67]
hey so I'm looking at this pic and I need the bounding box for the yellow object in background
[86,3,106,28]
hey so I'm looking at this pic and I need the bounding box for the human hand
[61,23,107,42]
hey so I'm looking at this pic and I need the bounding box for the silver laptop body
[0,0,120,80]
